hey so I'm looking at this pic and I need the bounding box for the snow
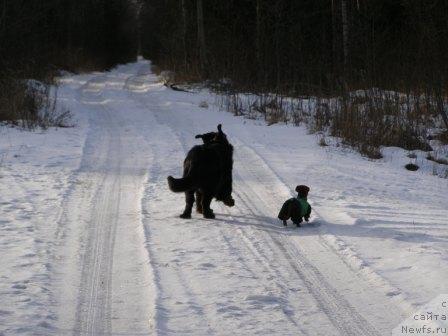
[0,58,447,335]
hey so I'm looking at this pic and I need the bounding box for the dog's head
[295,185,310,198]
[195,124,230,146]
[195,132,217,144]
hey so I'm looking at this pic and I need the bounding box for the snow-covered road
[1,60,447,335]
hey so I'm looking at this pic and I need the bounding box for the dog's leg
[202,192,215,219]
[180,190,195,219]
[195,191,203,214]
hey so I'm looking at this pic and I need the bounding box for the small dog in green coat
[278,185,311,227]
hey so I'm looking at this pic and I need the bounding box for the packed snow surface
[0,59,447,335]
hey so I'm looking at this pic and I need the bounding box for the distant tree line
[2,0,446,95]
[0,0,138,77]
[0,0,139,124]
[1,0,447,136]
[140,0,448,96]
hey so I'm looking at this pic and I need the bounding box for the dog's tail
[167,176,194,192]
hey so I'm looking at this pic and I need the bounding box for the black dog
[167,124,235,219]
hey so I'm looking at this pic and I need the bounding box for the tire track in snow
[232,138,414,318]
[128,70,311,333]
[122,61,402,334]
[217,203,309,333]
[129,77,373,333]
[136,93,330,333]
[127,68,219,334]
[73,106,121,336]
[52,69,155,335]
[231,141,404,335]
[234,183,379,336]
[139,125,218,335]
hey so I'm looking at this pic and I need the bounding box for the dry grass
[432,131,448,144]
[0,74,71,129]
[217,87,441,159]
[330,90,433,159]
[318,136,329,147]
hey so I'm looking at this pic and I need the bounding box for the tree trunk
[436,83,448,129]
[255,0,261,81]
[341,0,349,89]
[341,0,349,75]
[66,0,73,53]
[136,0,143,55]
[196,0,207,77]
[331,0,338,85]
[181,0,187,71]
[440,108,448,130]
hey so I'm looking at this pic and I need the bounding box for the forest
[0,0,138,125]
[1,0,447,153]
[141,1,448,92]
[140,0,448,156]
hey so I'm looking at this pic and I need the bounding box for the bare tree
[341,0,349,77]
[181,0,187,71]
[196,0,207,76]
[255,0,262,81]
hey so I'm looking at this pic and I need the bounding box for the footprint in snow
[12,283,27,290]
[197,262,215,269]
[0,309,13,316]
[396,266,413,271]
[386,290,401,297]
[245,295,283,308]
[216,305,245,317]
